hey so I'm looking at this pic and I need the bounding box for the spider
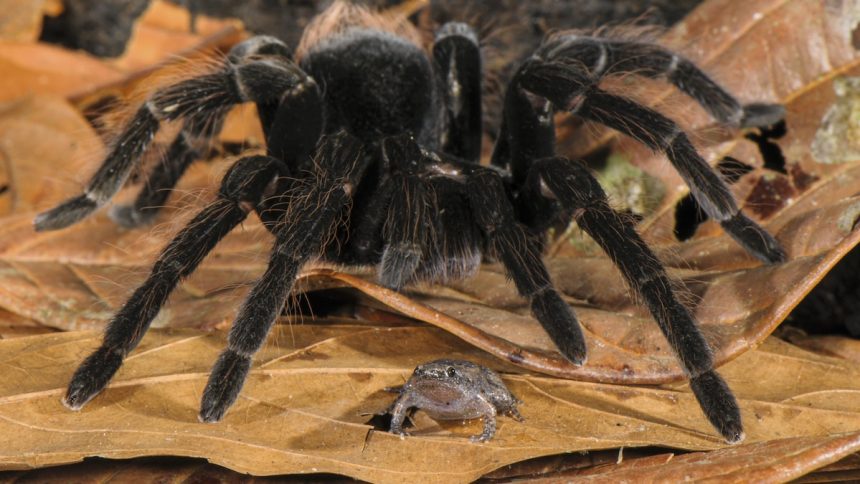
[35,2,785,444]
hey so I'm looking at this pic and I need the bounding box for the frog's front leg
[388,393,414,438]
[470,400,498,443]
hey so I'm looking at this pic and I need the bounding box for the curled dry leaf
[1,328,860,482]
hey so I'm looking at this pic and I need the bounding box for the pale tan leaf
[0,329,859,482]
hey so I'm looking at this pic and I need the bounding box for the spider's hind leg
[516,60,785,263]
[538,35,784,128]
[35,36,303,231]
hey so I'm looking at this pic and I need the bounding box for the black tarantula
[36,2,785,443]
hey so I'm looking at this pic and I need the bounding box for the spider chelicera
[35,2,785,443]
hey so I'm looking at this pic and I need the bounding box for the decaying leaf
[109,0,245,73]
[0,328,859,482]
[0,0,62,42]
[0,96,104,216]
[534,432,860,483]
[0,43,124,103]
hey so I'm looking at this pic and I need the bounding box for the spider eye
[446,367,457,378]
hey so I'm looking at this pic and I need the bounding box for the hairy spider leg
[537,36,785,128]
[517,57,785,264]
[433,22,483,162]
[495,57,746,442]
[415,175,483,284]
[200,132,368,422]
[64,36,328,412]
[34,36,302,232]
[574,90,784,264]
[109,109,229,228]
[531,157,743,443]
[377,136,436,289]
[63,155,284,410]
[466,168,588,365]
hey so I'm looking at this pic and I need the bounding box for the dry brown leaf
[543,433,860,483]
[0,43,124,103]
[782,332,860,365]
[0,457,260,483]
[0,96,104,216]
[0,0,857,481]
[0,327,859,482]
[109,0,245,73]
[0,0,62,42]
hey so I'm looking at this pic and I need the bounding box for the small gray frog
[387,359,523,442]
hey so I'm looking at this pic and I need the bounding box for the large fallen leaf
[1,0,859,386]
[532,432,860,483]
[1,327,860,482]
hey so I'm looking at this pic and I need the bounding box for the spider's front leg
[377,136,436,289]
[465,169,587,365]
[64,155,284,409]
[34,36,301,231]
[66,47,327,411]
[484,46,760,441]
[199,132,368,422]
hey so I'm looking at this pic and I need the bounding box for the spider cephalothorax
[36,2,785,443]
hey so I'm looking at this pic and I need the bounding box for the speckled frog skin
[388,359,523,442]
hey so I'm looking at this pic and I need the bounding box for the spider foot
[34,195,99,232]
[64,346,124,410]
[720,212,786,264]
[379,243,421,290]
[199,349,252,423]
[109,204,156,229]
[531,290,587,365]
[690,370,744,444]
[740,103,785,128]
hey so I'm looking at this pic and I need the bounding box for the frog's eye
[446,367,457,378]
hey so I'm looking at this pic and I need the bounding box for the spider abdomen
[301,29,436,143]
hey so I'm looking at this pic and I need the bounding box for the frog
[387,359,523,442]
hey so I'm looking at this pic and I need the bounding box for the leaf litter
[1,326,860,482]
[0,0,859,481]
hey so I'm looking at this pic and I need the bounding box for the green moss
[812,76,860,164]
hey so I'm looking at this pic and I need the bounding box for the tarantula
[36,2,785,443]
